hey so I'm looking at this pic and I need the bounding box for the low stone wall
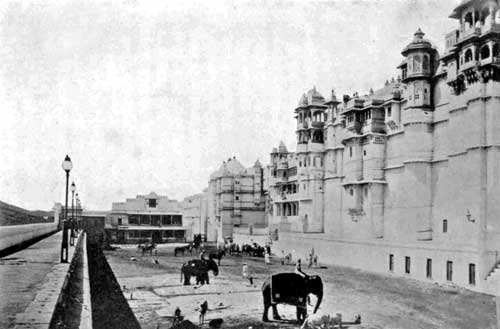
[233,233,269,246]
[0,223,59,255]
[14,233,84,329]
[49,233,86,328]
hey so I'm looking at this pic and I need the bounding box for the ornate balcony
[458,27,481,43]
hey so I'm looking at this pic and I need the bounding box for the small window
[117,218,122,226]
[469,263,476,285]
[389,254,394,272]
[387,108,392,117]
[349,147,353,157]
[426,259,432,279]
[363,150,367,156]
[235,196,239,201]
[446,261,453,281]
[350,188,354,196]
[481,45,490,60]
[405,256,411,274]
[364,187,368,197]
[465,48,473,63]
[443,219,448,233]
[148,199,157,208]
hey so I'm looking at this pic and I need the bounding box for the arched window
[493,43,500,57]
[480,7,490,25]
[423,55,429,72]
[413,55,421,72]
[481,45,490,59]
[464,12,473,29]
[465,49,473,62]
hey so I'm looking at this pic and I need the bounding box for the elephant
[261,272,323,323]
[180,259,219,285]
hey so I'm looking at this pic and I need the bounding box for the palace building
[205,157,266,242]
[266,0,500,294]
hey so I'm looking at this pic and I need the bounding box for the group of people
[281,248,319,269]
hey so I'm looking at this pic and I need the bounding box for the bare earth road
[0,232,62,329]
[105,245,496,329]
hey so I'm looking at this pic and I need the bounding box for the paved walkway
[0,231,78,329]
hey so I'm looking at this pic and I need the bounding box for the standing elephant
[180,259,219,285]
[261,273,323,323]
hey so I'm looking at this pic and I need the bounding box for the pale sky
[0,0,460,211]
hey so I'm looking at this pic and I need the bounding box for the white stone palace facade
[205,157,266,242]
[266,0,500,294]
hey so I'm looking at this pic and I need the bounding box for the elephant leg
[262,301,270,322]
[272,304,281,320]
[206,274,210,285]
[184,274,191,285]
[262,289,270,322]
[296,306,306,323]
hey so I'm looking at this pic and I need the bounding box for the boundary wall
[0,223,59,256]
[273,232,487,294]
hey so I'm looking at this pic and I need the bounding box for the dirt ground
[104,245,497,329]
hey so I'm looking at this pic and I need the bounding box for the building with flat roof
[266,0,500,294]
[106,192,189,244]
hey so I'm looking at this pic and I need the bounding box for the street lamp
[70,182,76,246]
[75,193,80,232]
[61,155,73,263]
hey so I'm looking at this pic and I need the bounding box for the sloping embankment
[87,241,141,329]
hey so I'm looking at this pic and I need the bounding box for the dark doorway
[152,231,162,244]
[469,263,476,285]
[117,231,125,243]
[446,261,453,281]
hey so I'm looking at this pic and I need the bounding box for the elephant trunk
[313,291,323,314]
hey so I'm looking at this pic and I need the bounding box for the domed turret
[298,93,308,107]
[278,141,288,153]
[399,29,438,109]
[306,86,326,106]
[401,28,435,56]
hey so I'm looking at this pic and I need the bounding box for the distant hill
[0,201,55,226]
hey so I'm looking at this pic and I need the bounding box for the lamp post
[70,182,76,246]
[61,155,73,263]
[75,193,80,232]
